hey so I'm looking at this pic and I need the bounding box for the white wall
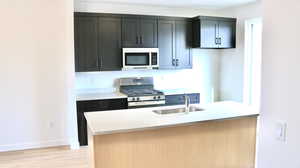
[0,0,77,151]
[217,2,262,102]
[257,0,300,167]
[74,1,221,103]
[76,50,220,103]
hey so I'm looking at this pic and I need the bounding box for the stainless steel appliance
[122,48,159,70]
[119,77,165,108]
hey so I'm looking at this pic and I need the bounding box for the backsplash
[75,49,220,103]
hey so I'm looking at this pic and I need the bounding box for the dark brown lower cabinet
[77,99,128,146]
[165,93,200,106]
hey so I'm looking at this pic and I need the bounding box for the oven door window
[125,53,150,66]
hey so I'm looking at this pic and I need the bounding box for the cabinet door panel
[165,93,200,106]
[158,20,176,69]
[77,99,128,146]
[200,20,219,48]
[218,21,236,48]
[140,18,158,48]
[98,17,122,71]
[74,16,99,72]
[175,20,192,69]
[122,18,140,47]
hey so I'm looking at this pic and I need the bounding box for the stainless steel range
[119,77,165,108]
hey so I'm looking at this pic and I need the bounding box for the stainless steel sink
[153,106,205,115]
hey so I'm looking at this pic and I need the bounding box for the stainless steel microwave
[122,48,159,70]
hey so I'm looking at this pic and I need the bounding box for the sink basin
[153,106,205,115]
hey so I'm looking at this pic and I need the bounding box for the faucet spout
[184,95,190,113]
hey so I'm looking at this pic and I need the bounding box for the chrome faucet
[184,95,190,113]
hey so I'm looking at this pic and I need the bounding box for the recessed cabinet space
[122,16,158,48]
[158,17,193,70]
[192,16,237,49]
[74,13,122,72]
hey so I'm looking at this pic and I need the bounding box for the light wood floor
[0,146,88,168]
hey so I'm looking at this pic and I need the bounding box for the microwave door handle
[149,52,152,66]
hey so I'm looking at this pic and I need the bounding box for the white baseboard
[0,139,70,152]
[69,140,80,150]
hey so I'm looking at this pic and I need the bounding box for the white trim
[69,139,80,150]
[243,17,263,109]
[0,139,69,152]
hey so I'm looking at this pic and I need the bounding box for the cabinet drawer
[165,93,200,106]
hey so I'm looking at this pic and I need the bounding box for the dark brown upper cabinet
[74,13,122,72]
[192,16,236,49]
[74,16,99,72]
[122,16,158,48]
[158,17,192,70]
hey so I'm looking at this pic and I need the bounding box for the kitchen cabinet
[192,16,236,49]
[77,98,128,146]
[165,93,200,106]
[74,16,99,72]
[158,19,176,69]
[98,17,122,71]
[122,16,158,48]
[158,17,193,70]
[74,13,122,72]
[175,20,193,69]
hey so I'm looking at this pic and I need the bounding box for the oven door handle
[128,100,166,107]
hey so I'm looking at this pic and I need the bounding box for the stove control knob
[136,97,140,101]
[153,96,157,100]
[132,97,136,101]
[157,96,161,99]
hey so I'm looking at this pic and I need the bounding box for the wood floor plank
[0,146,88,168]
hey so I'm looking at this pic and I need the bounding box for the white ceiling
[82,0,257,9]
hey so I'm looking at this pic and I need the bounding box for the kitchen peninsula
[85,101,259,168]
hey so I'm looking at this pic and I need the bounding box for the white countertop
[76,89,127,101]
[85,101,259,135]
[76,88,199,101]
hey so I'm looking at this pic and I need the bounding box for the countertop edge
[89,113,259,136]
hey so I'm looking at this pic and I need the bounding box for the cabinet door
[175,20,192,69]
[200,20,219,48]
[77,99,128,146]
[140,18,158,48]
[165,93,200,106]
[74,16,99,72]
[122,17,140,47]
[98,17,122,71]
[218,21,236,48]
[158,20,176,69]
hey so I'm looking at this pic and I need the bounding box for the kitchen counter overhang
[85,101,259,136]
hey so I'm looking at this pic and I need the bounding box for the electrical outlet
[275,121,287,142]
